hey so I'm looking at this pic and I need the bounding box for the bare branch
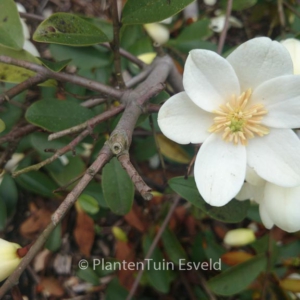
[118,153,152,200]
[0,56,123,99]
[0,124,37,145]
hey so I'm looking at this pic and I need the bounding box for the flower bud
[0,239,22,282]
[224,229,256,247]
[144,23,170,45]
[112,227,128,243]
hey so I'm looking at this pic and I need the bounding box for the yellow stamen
[208,88,269,145]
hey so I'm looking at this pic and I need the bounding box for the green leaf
[162,227,187,265]
[169,176,250,223]
[0,198,7,230]
[168,19,215,53]
[49,44,111,70]
[45,223,62,252]
[33,13,109,46]
[0,174,18,216]
[76,267,99,285]
[25,99,95,132]
[0,45,55,86]
[15,171,58,198]
[143,234,171,293]
[37,57,72,72]
[224,0,257,11]
[122,0,195,24]
[0,0,24,49]
[105,278,131,300]
[78,194,99,215]
[0,118,5,133]
[208,253,267,296]
[49,156,85,187]
[102,157,134,215]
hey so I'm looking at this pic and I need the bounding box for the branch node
[107,129,129,155]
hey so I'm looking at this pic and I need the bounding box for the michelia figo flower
[0,239,22,282]
[281,38,300,75]
[158,37,300,206]
[224,228,256,246]
[236,168,300,233]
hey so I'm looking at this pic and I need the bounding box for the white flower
[158,37,300,206]
[144,23,170,45]
[204,0,217,5]
[224,228,256,246]
[237,168,300,233]
[0,239,22,282]
[281,38,300,75]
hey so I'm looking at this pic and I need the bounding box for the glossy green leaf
[25,99,95,132]
[208,253,267,296]
[143,234,171,293]
[0,198,7,230]
[0,118,5,133]
[162,227,187,265]
[0,174,18,216]
[78,194,99,215]
[15,171,58,198]
[0,0,24,49]
[49,156,85,187]
[0,45,55,85]
[122,0,195,24]
[169,176,250,223]
[37,57,72,72]
[33,13,109,46]
[45,223,62,252]
[102,157,134,215]
[76,267,99,285]
[49,44,111,70]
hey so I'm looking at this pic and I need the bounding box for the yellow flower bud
[112,226,128,243]
[0,239,22,282]
[224,229,256,247]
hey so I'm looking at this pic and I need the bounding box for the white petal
[183,50,240,112]
[262,183,300,232]
[281,38,300,75]
[158,92,212,144]
[245,166,266,187]
[194,134,247,206]
[259,202,274,230]
[210,16,226,33]
[235,183,255,200]
[144,23,169,45]
[23,40,40,57]
[227,37,293,92]
[251,75,300,128]
[247,129,300,187]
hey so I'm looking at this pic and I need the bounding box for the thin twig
[110,0,126,88]
[283,1,300,20]
[12,130,89,177]
[126,196,180,300]
[19,12,44,22]
[125,65,154,88]
[277,0,286,30]
[48,104,125,141]
[118,153,152,200]
[0,56,123,99]
[217,0,233,54]
[0,124,37,145]
[0,74,48,104]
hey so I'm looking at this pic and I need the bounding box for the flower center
[208,89,269,145]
